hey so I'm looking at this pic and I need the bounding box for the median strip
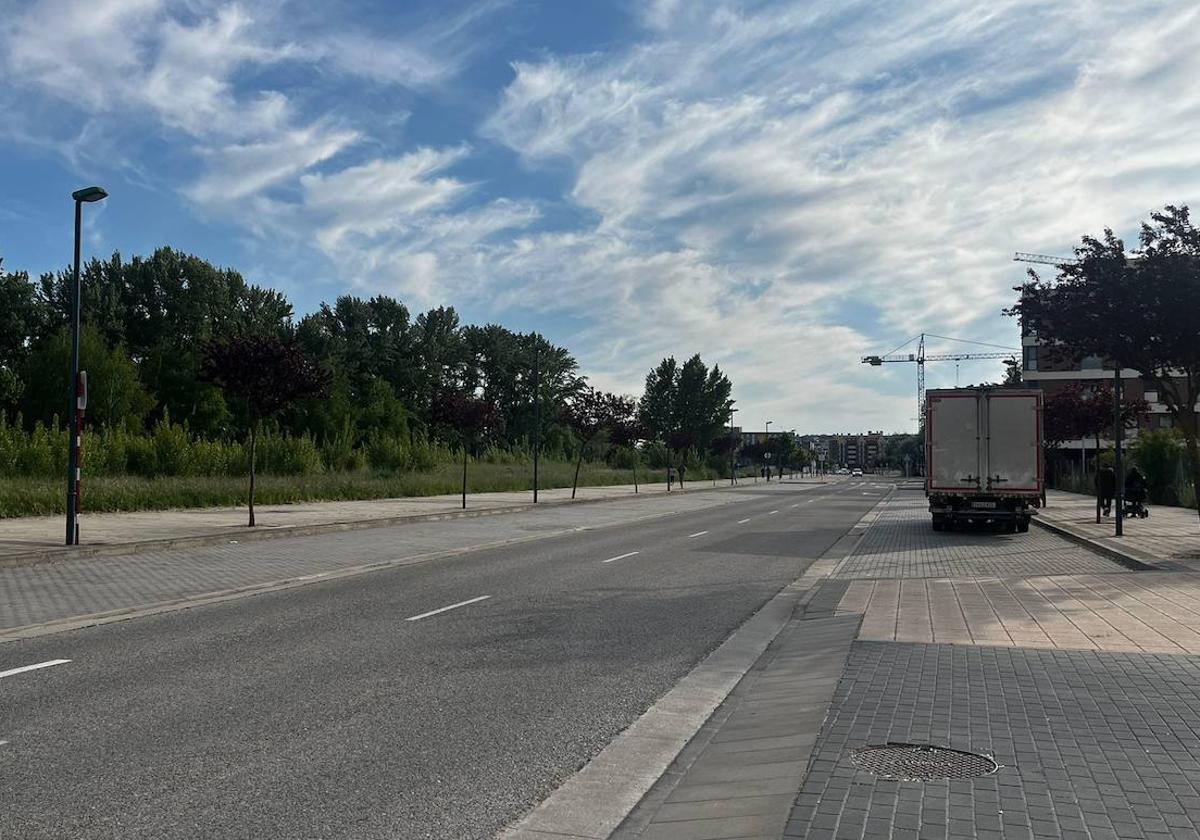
[603,551,640,564]
[405,595,492,622]
[0,659,71,680]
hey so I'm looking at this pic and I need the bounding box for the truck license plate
[971,501,996,509]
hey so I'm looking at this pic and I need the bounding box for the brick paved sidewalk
[0,476,832,564]
[1038,490,1200,569]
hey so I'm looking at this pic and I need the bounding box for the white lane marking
[737,518,751,524]
[405,595,491,622]
[768,510,779,515]
[807,499,818,503]
[790,503,800,508]
[603,551,640,564]
[0,659,71,680]
[688,531,709,538]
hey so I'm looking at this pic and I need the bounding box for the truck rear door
[983,393,1041,493]
[928,392,982,493]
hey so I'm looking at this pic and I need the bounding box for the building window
[1022,346,1037,372]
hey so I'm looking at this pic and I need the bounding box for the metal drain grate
[850,742,997,780]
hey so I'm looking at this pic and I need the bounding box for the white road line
[603,551,640,564]
[0,659,71,680]
[737,518,751,524]
[790,503,800,508]
[688,531,709,538]
[405,595,492,622]
[807,499,818,503]
[768,510,779,515]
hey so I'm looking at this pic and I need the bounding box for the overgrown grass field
[0,460,692,518]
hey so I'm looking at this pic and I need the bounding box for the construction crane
[1013,251,1077,267]
[862,333,1017,425]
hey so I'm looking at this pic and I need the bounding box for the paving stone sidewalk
[1037,490,1200,569]
[0,477,831,564]
[612,611,862,840]
[785,641,1200,840]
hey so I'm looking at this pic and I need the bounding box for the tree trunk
[572,452,584,499]
[462,444,468,510]
[633,455,639,493]
[247,421,258,528]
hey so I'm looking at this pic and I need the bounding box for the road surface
[0,478,889,840]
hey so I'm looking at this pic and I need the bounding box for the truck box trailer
[925,387,1043,533]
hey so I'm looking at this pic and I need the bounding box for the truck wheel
[932,516,944,532]
[1017,518,1030,533]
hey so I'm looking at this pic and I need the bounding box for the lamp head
[72,186,108,203]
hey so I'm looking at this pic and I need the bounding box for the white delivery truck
[925,387,1043,533]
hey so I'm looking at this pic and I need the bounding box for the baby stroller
[1123,468,1150,519]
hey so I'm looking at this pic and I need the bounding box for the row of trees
[1009,204,1200,525]
[1,247,746,521]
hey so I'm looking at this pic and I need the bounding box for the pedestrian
[678,462,687,487]
[1096,465,1116,517]
[1125,466,1148,516]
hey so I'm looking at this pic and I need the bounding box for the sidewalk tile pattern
[841,571,1200,653]
[785,641,1200,840]
[1038,490,1200,569]
[613,615,860,840]
[830,497,1121,580]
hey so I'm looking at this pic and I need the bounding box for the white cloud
[473,0,1200,431]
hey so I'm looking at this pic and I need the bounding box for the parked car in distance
[851,468,863,477]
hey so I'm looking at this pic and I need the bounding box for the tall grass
[0,461,683,518]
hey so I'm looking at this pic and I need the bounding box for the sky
[3,0,1199,434]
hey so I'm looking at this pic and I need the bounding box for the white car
[851,468,863,477]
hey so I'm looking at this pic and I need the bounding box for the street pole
[64,186,106,546]
[532,340,540,503]
[728,407,738,486]
[65,198,83,545]
[764,420,772,482]
[1114,367,1124,537]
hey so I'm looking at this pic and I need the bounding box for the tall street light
[728,406,738,486]
[764,420,773,482]
[66,185,107,545]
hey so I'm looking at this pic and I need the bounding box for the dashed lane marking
[603,551,640,564]
[737,518,751,524]
[0,659,71,680]
[688,531,709,538]
[405,595,492,622]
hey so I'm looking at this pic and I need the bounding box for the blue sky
[3,0,1199,433]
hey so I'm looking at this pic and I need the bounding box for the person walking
[1097,465,1116,517]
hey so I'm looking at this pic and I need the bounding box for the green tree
[1009,204,1200,523]
[637,354,733,458]
[20,326,154,430]
[202,336,329,526]
[0,259,48,410]
[562,387,637,498]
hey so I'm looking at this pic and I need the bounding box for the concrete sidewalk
[0,475,828,566]
[1036,489,1200,570]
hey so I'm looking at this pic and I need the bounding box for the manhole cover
[850,742,997,780]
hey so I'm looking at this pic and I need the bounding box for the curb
[1031,516,1157,571]
[0,479,822,570]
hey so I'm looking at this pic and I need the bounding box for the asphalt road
[0,478,890,840]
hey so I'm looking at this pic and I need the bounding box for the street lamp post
[764,420,773,482]
[532,338,540,504]
[728,407,738,486]
[65,186,107,546]
[1114,366,1124,537]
